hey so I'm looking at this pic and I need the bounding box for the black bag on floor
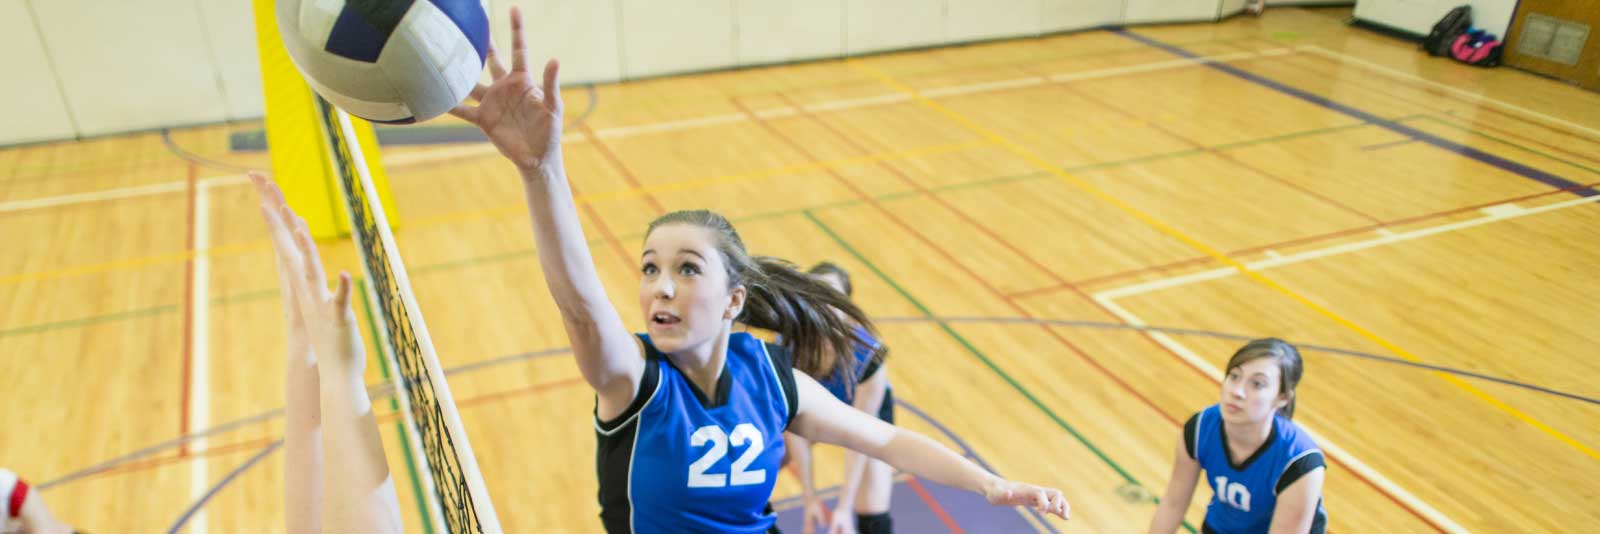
[1422,6,1473,56]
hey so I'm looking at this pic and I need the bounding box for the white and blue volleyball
[277,0,489,124]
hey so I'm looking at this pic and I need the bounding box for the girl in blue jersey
[786,263,899,534]
[1148,338,1327,534]
[445,8,1071,533]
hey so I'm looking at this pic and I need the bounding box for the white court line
[1300,45,1600,140]
[7,47,1293,214]
[1093,295,1468,533]
[1098,194,1600,300]
[0,181,186,213]
[188,180,213,534]
[1091,193,1600,533]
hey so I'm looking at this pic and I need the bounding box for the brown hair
[647,210,878,385]
[1224,338,1305,419]
[807,262,852,296]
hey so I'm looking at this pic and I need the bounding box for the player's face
[639,224,744,354]
[1220,357,1287,424]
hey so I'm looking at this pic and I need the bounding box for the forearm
[834,448,870,511]
[283,329,322,534]
[518,163,634,386]
[518,161,615,316]
[865,428,994,494]
[1147,500,1188,534]
[787,433,818,499]
[315,363,400,532]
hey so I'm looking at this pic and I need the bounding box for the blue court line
[166,439,283,533]
[1109,28,1599,198]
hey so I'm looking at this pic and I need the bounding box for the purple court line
[1360,138,1420,151]
[772,399,1061,533]
[877,316,1600,407]
[167,439,283,533]
[1109,28,1599,198]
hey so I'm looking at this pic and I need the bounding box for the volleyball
[276,0,490,123]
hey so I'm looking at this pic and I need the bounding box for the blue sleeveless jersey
[817,327,884,402]
[594,332,798,534]
[1187,404,1327,534]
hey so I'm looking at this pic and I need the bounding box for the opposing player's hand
[450,6,562,173]
[251,173,365,378]
[801,499,828,534]
[825,505,857,534]
[982,477,1070,520]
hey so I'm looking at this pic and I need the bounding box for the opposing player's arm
[789,373,1069,520]
[1148,431,1201,534]
[449,7,643,413]
[831,367,889,519]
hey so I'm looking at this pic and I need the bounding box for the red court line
[564,168,645,275]
[1044,69,1384,226]
[1013,177,1600,297]
[179,162,197,457]
[758,91,1216,408]
[905,477,965,534]
[67,377,590,485]
[578,122,667,215]
[766,84,1448,529]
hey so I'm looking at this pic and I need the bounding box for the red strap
[7,478,26,518]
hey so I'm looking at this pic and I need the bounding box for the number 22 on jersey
[687,424,767,488]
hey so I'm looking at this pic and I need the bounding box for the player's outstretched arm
[449,7,643,415]
[253,174,400,533]
[789,373,1070,521]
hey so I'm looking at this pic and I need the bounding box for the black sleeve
[1275,451,1326,494]
[1183,412,1200,460]
[766,342,800,429]
[595,356,660,434]
[858,352,884,383]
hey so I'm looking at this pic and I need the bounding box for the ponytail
[740,257,881,385]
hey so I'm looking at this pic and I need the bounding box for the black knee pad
[856,512,893,534]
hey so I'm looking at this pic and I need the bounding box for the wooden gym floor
[3,7,1597,532]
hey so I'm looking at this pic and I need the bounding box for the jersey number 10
[688,424,767,488]
[1214,476,1252,512]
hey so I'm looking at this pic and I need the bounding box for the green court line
[356,279,436,534]
[0,305,177,338]
[0,119,1387,341]
[803,210,1197,533]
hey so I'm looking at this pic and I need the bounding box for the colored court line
[905,477,965,533]
[167,439,283,533]
[49,309,1598,493]
[771,66,1450,528]
[1100,30,1600,463]
[803,211,1197,533]
[1227,39,1600,170]
[770,397,1057,533]
[1112,29,1597,198]
[9,117,1584,343]
[740,86,1184,493]
[846,33,1599,463]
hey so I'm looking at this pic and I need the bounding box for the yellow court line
[844,59,1600,461]
[1,138,992,288]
